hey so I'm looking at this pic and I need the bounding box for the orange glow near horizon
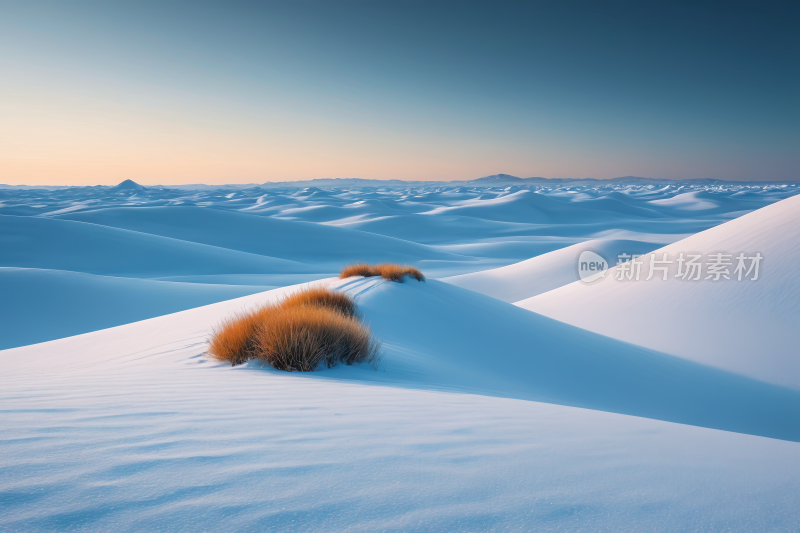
[0,102,587,185]
[1,2,797,186]
[0,91,778,186]
[0,95,523,185]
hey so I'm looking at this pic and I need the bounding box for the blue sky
[1,0,797,183]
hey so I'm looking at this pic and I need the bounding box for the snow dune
[340,278,800,441]
[0,206,478,349]
[649,190,719,210]
[1,182,799,530]
[326,213,527,245]
[441,238,661,302]
[0,268,271,350]
[5,277,798,440]
[2,279,799,530]
[518,194,800,389]
[421,189,665,223]
[56,206,458,266]
[0,214,308,278]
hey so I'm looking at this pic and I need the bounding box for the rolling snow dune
[56,206,461,265]
[326,213,530,245]
[649,190,721,211]
[0,214,310,278]
[2,182,799,530]
[432,238,577,261]
[10,277,796,441]
[518,194,800,389]
[339,278,800,442]
[2,281,799,530]
[421,189,665,223]
[441,238,661,302]
[0,268,272,350]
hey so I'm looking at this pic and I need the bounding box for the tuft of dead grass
[374,264,426,282]
[339,263,379,279]
[339,263,425,282]
[207,307,269,366]
[253,305,380,371]
[280,285,359,318]
[207,286,381,371]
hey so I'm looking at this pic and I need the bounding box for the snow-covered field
[1,180,799,530]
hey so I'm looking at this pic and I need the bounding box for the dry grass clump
[253,305,379,371]
[339,263,379,279]
[339,263,425,282]
[207,286,381,371]
[207,307,271,366]
[374,264,425,282]
[280,285,359,318]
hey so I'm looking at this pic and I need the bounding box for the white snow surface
[2,182,800,530]
[2,278,799,531]
[441,238,661,302]
[518,193,800,389]
[2,182,793,349]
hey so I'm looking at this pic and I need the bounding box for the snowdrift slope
[0,268,271,350]
[57,206,460,265]
[422,189,664,223]
[518,194,800,389]
[2,283,799,530]
[2,183,798,530]
[337,278,800,441]
[0,214,308,278]
[441,238,660,302]
[1,183,791,349]
[5,278,797,440]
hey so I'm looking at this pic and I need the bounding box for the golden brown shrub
[339,263,425,282]
[207,306,270,366]
[253,305,380,371]
[374,264,426,282]
[339,263,379,279]
[207,286,381,371]
[281,285,359,317]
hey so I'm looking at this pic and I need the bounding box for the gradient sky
[1,0,797,184]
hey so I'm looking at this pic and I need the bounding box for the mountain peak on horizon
[114,179,147,190]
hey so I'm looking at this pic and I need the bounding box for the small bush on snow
[339,263,425,282]
[208,287,381,371]
[281,285,360,318]
[339,263,378,279]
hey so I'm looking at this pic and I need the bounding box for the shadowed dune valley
[2,2,799,531]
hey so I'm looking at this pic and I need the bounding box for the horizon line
[3,174,800,188]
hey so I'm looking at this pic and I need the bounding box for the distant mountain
[608,176,653,182]
[472,174,525,183]
[114,179,147,191]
